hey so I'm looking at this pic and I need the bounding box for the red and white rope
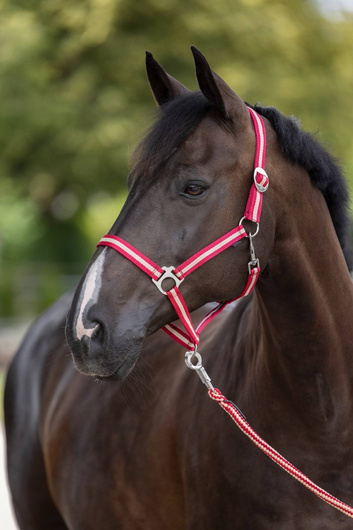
[209,388,353,519]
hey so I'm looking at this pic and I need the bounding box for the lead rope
[196,382,353,519]
[97,107,353,519]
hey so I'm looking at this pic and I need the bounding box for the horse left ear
[146,51,191,106]
[191,46,248,122]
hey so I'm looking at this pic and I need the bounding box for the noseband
[97,107,269,352]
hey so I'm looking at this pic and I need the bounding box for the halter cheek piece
[97,107,269,353]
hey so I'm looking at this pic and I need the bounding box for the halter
[97,107,269,352]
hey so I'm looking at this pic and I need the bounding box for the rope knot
[208,388,225,402]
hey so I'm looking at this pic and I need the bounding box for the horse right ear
[191,46,248,123]
[146,51,191,106]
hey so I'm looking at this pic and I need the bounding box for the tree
[1,0,353,315]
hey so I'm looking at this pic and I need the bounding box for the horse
[5,46,353,529]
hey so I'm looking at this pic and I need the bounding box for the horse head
[66,48,276,380]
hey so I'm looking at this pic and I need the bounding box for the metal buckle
[254,167,269,192]
[185,349,203,370]
[248,259,260,274]
[185,349,214,390]
[152,266,183,295]
[248,234,260,273]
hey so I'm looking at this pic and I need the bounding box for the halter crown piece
[97,107,268,353]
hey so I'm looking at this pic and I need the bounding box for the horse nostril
[91,322,103,343]
[78,321,105,359]
[80,334,91,355]
[79,322,102,353]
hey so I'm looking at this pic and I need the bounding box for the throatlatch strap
[195,267,260,336]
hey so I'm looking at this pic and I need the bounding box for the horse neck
[249,167,353,429]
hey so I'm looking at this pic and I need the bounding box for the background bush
[1,0,353,318]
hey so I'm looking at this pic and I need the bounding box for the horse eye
[183,184,207,197]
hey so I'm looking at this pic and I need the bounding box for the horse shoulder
[4,292,73,530]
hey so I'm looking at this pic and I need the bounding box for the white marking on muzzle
[75,248,107,341]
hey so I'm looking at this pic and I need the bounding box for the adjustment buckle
[254,167,269,192]
[152,266,183,295]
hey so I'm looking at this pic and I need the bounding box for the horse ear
[145,51,190,106]
[191,46,247,121]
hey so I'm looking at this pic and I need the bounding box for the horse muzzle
[65,311,145,381]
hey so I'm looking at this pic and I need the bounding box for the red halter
[97,107,269,351]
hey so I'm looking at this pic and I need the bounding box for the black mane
[134,92,211,180]
[135,92,352,269]
[253,104,352,270]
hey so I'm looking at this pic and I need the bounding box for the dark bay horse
[5,47,353,529]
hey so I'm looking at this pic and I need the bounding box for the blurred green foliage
[1,0,353,317]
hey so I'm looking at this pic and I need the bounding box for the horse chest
[46,390,353,530]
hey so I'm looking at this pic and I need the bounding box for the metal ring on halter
[185,350,202,370]
[239,217,259,238]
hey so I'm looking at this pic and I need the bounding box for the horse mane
[133,92,212,181]
[134,93,352,270]
[252,104,352,270]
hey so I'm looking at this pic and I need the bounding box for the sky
[317,0,353,15]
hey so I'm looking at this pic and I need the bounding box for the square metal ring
[152,266,183,295]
